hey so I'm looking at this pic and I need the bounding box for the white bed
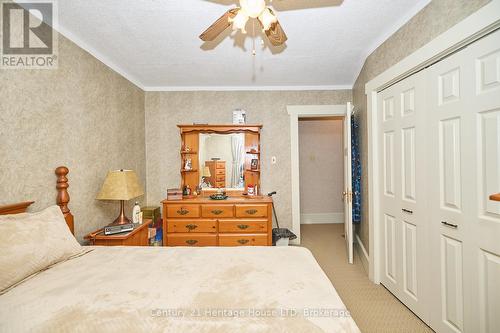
[0,246,359,333]
[0,167,359,332]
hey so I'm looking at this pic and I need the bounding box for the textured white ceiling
[54,0,431,90]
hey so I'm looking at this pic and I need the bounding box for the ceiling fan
[199,0,288,47]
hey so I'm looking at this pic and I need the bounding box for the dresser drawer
[166,205,200,218]
[219,234,268,246]
[216,162,225,169]
[219,220,267,233]
[235,205,268,218]
[215,169,225,175]
[167,234,217,247]
[167,220,216,233]
[201,205,234,218]
[216,175,225,181]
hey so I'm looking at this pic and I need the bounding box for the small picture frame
[251,159,259,170]
[184,158,192,170]
[233,109,246,124]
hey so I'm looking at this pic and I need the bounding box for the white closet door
[464,30,500,333]
[427,29,500,333]
[377,71,429,321]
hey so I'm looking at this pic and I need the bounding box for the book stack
[167,188,183,200]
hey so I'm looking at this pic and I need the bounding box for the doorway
[287,104,353,263]
[298,117,344,225]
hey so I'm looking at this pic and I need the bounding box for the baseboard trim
[300,213,344,224]
[355,234,370,275]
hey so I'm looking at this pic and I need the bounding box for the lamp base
[110,215,131,226]
[108,200,132,226]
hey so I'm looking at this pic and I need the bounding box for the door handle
[402,208,413,214]
[441,221,458,229]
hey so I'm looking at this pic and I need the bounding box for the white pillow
[0,205,84,294]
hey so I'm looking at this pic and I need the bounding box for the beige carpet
[299,224,433,333]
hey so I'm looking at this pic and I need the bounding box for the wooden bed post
[55,166,75,235]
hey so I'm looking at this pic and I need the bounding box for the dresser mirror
[199,133,245,189]
[178,124,262,195]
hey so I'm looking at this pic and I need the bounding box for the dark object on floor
[268,191,297,245]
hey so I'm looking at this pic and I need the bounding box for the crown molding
[143,85,353,92]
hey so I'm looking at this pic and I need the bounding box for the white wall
[298,118,344,224]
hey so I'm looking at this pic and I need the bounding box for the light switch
[271,156,277,164]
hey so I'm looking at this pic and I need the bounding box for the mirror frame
[178,124,262,196]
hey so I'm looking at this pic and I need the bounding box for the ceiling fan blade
[199,8,239,42]
[265,19,288,46]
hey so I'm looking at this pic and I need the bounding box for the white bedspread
[0,246,359,333]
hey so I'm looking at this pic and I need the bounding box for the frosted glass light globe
[240,0,266,18]
[258,7,277,31]
[231,10,249,34]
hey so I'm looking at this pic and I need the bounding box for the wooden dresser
[205,160,226,188]
[162,197,272,247]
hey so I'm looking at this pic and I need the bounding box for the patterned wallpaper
[0,33,146,242]
[352,0,490,254]
[145,90,352,230]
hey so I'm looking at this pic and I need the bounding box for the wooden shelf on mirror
[490,193,500,201]
[246,151,260,154]
[181,151,197,154]
[246,169,260,173]
[181,169,198,173]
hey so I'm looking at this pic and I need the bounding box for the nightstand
[85,219,153,246]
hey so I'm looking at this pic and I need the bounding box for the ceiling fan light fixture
[258,7,277,31]
[240,0,266,18]
[230,10,249,34]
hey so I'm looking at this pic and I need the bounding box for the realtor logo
[1,1,58,69]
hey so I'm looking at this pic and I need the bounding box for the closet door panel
[478,250,500,333]
[439,118,462,213]
[479,110,500,216]
[468,31,500,333]
[403,220,418,299]
[377,71,429,321]
[441,235,464,333]
[402,127,416,203]
[427,49,468,333]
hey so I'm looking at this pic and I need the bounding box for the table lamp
[201,166,212,188]
[96,169,144,225]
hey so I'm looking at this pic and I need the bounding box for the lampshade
[202,166,212,177]
[96,169,144,201]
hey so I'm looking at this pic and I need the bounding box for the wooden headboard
[0,166,75,235]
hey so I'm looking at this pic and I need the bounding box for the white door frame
[366,0,500,283]
[287,104,349,244]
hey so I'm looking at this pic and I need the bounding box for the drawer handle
[237,239,249,245]
[441,221,458,229]
[177,208,189,216]
[245,209,258,215]
[402,208,413,214]
[237,224,249,230]
[185,224,198,231]
[185,239,198,245]
[211,209,224,215]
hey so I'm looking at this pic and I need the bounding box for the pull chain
[252,20,256,56]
